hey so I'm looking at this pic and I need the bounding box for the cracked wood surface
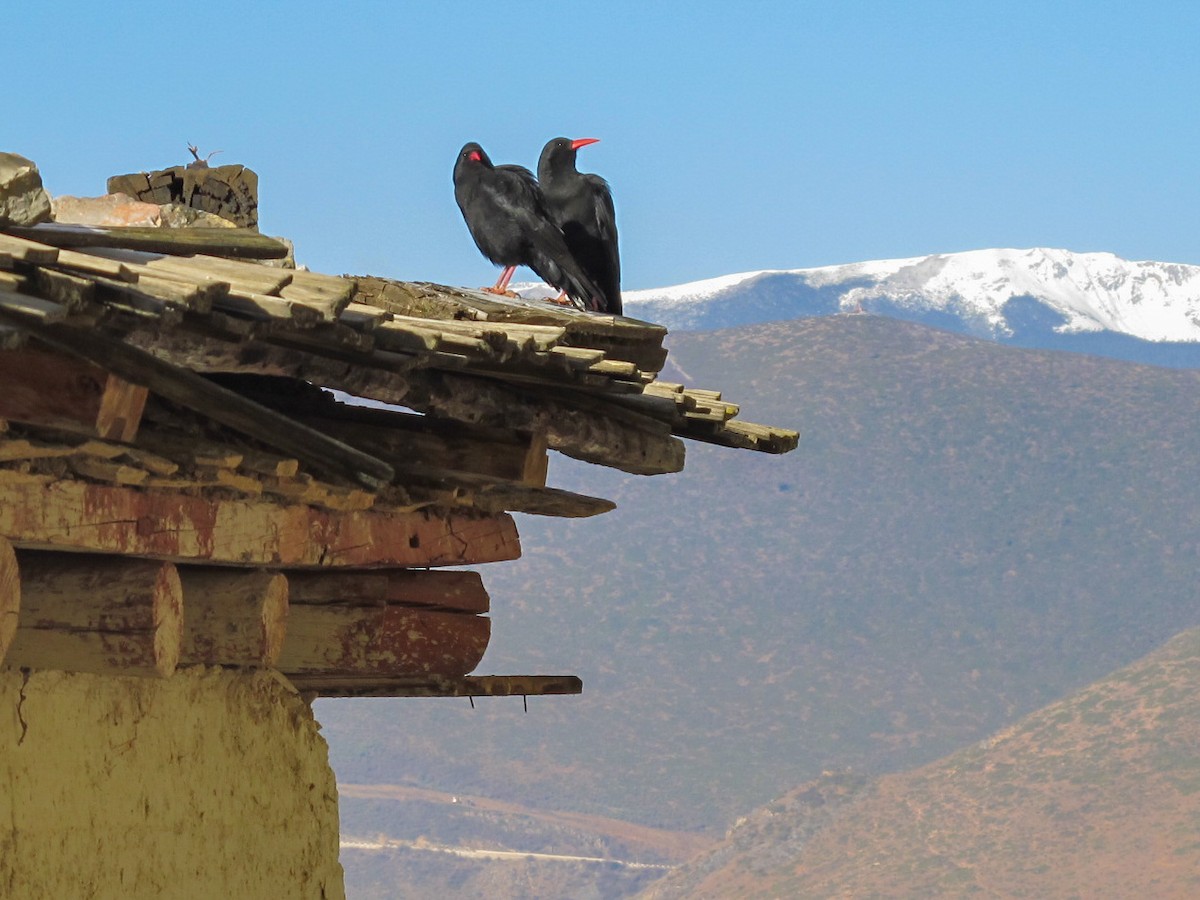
[0,479,520,568]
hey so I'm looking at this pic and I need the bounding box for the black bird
[453,142,602,306]
[538,137,621,315]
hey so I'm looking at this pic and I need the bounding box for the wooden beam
[5,552,181,677]
[0,313,395,489]
[118,325,687,474]
[0,478,521,568]
[4,224,289,259]
[284,569,489,614]
[95,373,149,441]
[290,673,583,699]
[0,538,18,666]
[277,605,489,679]
[0,344,108,436]
[178,567,288,668]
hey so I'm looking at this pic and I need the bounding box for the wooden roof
[0,212,796,699]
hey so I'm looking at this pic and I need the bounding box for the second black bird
[538,137,621,315]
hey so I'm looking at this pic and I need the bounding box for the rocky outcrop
[0,153,52,226]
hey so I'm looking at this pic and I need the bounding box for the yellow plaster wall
[0,667,345,899]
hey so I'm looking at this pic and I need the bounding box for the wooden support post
[0,345,106,435]
[0,538,19,666]
[177,567,288,668]
[0,346,150,441]
[277,605,489,680]
[95,373,149,442]
[5,552,182,677]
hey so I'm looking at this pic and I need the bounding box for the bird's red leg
[483,266,516,295]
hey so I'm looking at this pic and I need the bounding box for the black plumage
[537,137,621,315]
[453,142,601,306]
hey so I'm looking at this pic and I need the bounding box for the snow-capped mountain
[614,249,1200,367]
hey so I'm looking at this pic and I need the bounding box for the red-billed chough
[537,137,621,315]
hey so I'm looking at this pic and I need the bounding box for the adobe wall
[0,666,344,899]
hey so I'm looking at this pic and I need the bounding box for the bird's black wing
[489,166,604,306]
[584,174,622,314]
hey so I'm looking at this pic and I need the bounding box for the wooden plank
[32,268,95,310]
[0,478,521,567]
[277,604,489,678]
[285,569,490,614]
[48,247,129,279]
[4,224,289,259]
[339,302,392,329]
[68,455,149,485]
[678,418,800,454]
[215,289,324,327]
[0,288,69,323]
[145,253,293,296]
[178,567,288,668]
[279,271,354,320]
[0,232,60,264]
[289,673,582,698]
[6,552,181,677]
[470,482,615,518]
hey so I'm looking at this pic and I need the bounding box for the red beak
[570,138,600,151]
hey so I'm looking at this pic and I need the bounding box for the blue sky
[9,1,1199,289]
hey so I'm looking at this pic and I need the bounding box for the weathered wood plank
[676,418,800,454]
[0,288,69,322]
[0,232,59,265]
[289,673,582,698]
[0,478,521,567]
[4,224,289,259]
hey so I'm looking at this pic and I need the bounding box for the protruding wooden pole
[0,538,19,665]
[177,567,288,667]
[6,552,182,676]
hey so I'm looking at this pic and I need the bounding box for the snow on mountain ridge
[620,248,1200,342]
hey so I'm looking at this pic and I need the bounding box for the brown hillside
[646,626,1200,898]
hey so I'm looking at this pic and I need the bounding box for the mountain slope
[620,248,1200,365]
[319,315,1200,839]
[643,626,1200,899]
